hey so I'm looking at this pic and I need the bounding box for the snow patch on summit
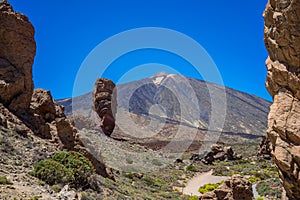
[153,76,164,85]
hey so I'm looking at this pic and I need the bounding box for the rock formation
[93,78,116,136]
[190,144,242,164]
[199,175,253,200]
[0,0,36,115]
[0,1,112,180]
[257,136,272,160]
[264,0,300,199]
[30,88,113,178]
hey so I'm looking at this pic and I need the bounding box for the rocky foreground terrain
[0,0,299,200]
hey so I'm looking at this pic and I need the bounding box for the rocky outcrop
[257,136,272,159]
[0,1,36,115]
[93,78,116,136]
[190,144,242,164]
[29,88,112,178]
[199,175,253,200]
[264,0,300,199]
[28,88,65,138]
[0,1,113,180]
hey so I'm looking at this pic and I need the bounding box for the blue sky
[9,0,271,101]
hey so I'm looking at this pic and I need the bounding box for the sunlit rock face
[264,0,300,199]
[0,1,36,115]
[93,78,116,136]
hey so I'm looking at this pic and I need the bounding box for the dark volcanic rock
[191,144,242,164]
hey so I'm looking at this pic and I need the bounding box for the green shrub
[198,181,224,194]
[248,176,261,183]
[126,158,133,164]
[31,151,94,188]
[152,159,163,166]
[256,197,264,200]
[186,165,197,172]
[257,182,271,196]
[30,196,41,200]
[256,179,282,198]
[142,176,156,186]
[0,176,13,185]
[213,165,228,176]
[51,184,62,193]
[188,195,199,200]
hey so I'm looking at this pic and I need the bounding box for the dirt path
[182,169,230,196]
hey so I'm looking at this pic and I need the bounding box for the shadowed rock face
[93,78,116,136]
[0,1,36,115]
[264,0,300,199]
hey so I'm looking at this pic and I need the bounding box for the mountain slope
[57,73,271,146]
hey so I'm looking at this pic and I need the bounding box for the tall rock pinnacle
[264,0,300,199]
[0,1,36,115]
[93,78,116,136]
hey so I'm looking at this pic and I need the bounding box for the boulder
[190,144,242,164]
[93,78,116,136]
[199,175,253,200]
[257,136,271,160]
[264,0,300,198]
[0,1,36,115]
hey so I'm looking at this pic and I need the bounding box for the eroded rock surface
[0,1,36,114]
[0,1,112,181]
[93,78,116,136]
[257,136,272,160]
[199,175,253,200]
[264,0,300,199]
[29,88,112,178]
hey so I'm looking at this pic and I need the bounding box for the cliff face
[264,0,300,199]
[0,1,36,114]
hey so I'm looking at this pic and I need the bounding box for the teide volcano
[57,73,271,150]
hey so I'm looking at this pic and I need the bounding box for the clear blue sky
[9,0,271,101]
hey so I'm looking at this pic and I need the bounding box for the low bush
[248,176,261,183]
[30,151,94,188]
[0,176,13,185]
[188,195,199,200]
[186,165,197,172]
[198,181,224,194]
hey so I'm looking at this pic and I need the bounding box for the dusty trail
[182,169,229,196]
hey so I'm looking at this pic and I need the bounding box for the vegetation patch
[0,176,13,185]
[248,176,261,183]
[198,181,224,194]
[256,178,282,199]
[30,151,94,189]
[212,158,278,181]
[188,196,199,200]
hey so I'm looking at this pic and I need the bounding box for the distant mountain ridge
[57,73,271,139]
